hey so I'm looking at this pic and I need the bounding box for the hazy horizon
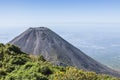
[0,0,120,43]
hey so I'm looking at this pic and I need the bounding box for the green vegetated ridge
[0,43,119,80]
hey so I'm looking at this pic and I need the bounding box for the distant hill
[0,43,120,80]
[9,27,120,77]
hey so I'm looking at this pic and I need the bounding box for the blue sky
[0,0,120,28]
[0,0,120,43]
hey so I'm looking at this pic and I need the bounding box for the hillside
[9,27,120,77]
[0,43,120,80]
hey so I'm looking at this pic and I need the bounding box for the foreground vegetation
[0,43,119,80]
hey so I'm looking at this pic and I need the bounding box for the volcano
[9,27,120,77]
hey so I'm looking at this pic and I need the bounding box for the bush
[0,61,2,67]
[38,55,46,62]
[0,69,6,76]
[0,43,4,47]
[6,66,15,73]
[10,57,27,65]
[6,44,22,54]
[24,62,33,69]
[38,66,52,75]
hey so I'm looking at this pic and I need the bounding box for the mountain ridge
[9,27,120,77]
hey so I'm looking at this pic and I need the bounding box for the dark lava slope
[9,27,120,77]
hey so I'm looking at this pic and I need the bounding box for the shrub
[0,69,6,76]
[38,66,52,75]
[38,55,46,62]
[23,62,34,70]
[6,66,15,73]
[6,44,22,54]
[10,57,27,65]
